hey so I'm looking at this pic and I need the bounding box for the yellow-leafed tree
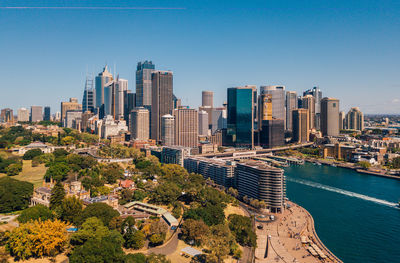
[6,219,68,260]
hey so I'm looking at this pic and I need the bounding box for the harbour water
[284,163,400,263]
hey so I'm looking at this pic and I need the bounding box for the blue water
[284,163,400,263]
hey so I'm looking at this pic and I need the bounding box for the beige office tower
[321,97,339,136]
[292,109,309,143]
[198,110,209,136]
[339,111,345,130]
[130,107,149,140]
[302,95,315,129]
[17,108,30,122]
[151,71,173,142]
[61,98,82,124]
[285,91,298,131]
[346,107,364,131]
[173,108,198,147]
[30,106,43,122]
[161,114,175,146]
[202,91,214,108]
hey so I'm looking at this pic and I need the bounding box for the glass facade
[227,87,256,147]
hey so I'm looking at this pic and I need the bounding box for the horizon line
[0,6,186,10]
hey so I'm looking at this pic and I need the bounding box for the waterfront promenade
[254,201,342,263]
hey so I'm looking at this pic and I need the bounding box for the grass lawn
[224,204,245,218]
[0,160,47,187]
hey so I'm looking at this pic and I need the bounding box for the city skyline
[1,0,400,114]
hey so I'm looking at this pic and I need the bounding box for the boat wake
[287,177,399,208]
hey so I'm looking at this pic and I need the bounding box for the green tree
[151,182,181,204]
[71,217,111,246]
[53,148,69,158]
[5,162,22,176]
[18,204,54,223]
[60,196,83,224]
[124,230,146,249]
[184,204,225,226]
[49,181,66,209]
[228,214,257,247]
[0,177,33,213]
[22,148,43,160]
[358,161,371,169]
[79,203,119,226]
[207,224,236,263]
[125,253,147,263]
[181,219,209,246]
[45,162,71,181]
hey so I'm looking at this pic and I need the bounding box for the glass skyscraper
[136,61,155,107]
[95,65,113,111]
[227,86,257,148]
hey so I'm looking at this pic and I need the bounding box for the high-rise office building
[136,61,155,107]
[173,94,181,109]
[304,87,322,130]
[130,107,149,140]
[0,108,14,123]
[123,90,136,124]
[302,95,315,129]
[115,78,128,120]
[65,110,82,129]
[173,107,198,147]
[345,107,364,131]
[259,119,284,148]
[292,109,309,143]
[285,91,298,131]
[211,107,227,134]
[61,98,82,125]
[44,107,51,121]
[321,97,339,136]
[17,108,30,122]
[198,110,209,136]
[95,65,113,110]
[82,76,95,113]
[202,91,214,108]
[259,85,286,127]
[150,71,173,142]
[30,106,43,122]
[339,111,345,130]
[161,114,175,146]
[103,81,114,117]
[236,160,286,213]
[227,86,257,148]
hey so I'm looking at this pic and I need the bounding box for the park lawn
[224,204,245,218]
[0,160,47,187]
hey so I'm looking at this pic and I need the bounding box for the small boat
[398,201,400,208]
[316,162,322,166]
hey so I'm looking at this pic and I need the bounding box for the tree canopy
[0,177,33,213]
[18,204,54,223]
[79,203,119,226]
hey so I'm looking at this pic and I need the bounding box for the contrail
[0,6,186,10]
[286,177,399,208]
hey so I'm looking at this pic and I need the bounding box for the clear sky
[1,0,399,114]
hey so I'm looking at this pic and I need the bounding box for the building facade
[150,71,173,143]
[285,91,298,131]
[292,108,309,143]
[161,114,175,146]
[136,61,155,107]
[130,107,150,140]
[302,94,315,129]
[202,91,214,108]
[17,108,30,122]
[174,107,198,147]
[198,110,209,136]
[259,85,286,127]
[43,106,51,121]
[95,65,113,111]
[61,98,82,125]
[321,97,339,136]
[30,106,43,122]
[345,107,364,131]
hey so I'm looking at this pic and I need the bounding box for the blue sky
[1,0,399,114]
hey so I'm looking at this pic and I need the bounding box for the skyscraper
[130,107,149,140]
[202,91,214,108]
[0,108,14,123]
[345,107,364,131]
[103,81,114,117]
[123,90,136,124]
[44,107,51,121]
[61,98,82,125]
[30,106,43,122]
[292,108,309,143]
[304,87,322,130]
[173,107,198,147]
[258,93,284,148]
[227,86,257,148]
[302,95,315,129]
[136,61,155,107]
[259,85,286,127]
[339,111,345,130]
[321,97,339,136]
[211,107,227,134]
[161,114,175,146]
[115,78,128,120]
[150,71,173,142]
[17,108,30,122]
[95,65,113,110]
[198,110,209,136]
[82,76,95,113]
[285,91,298,131]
